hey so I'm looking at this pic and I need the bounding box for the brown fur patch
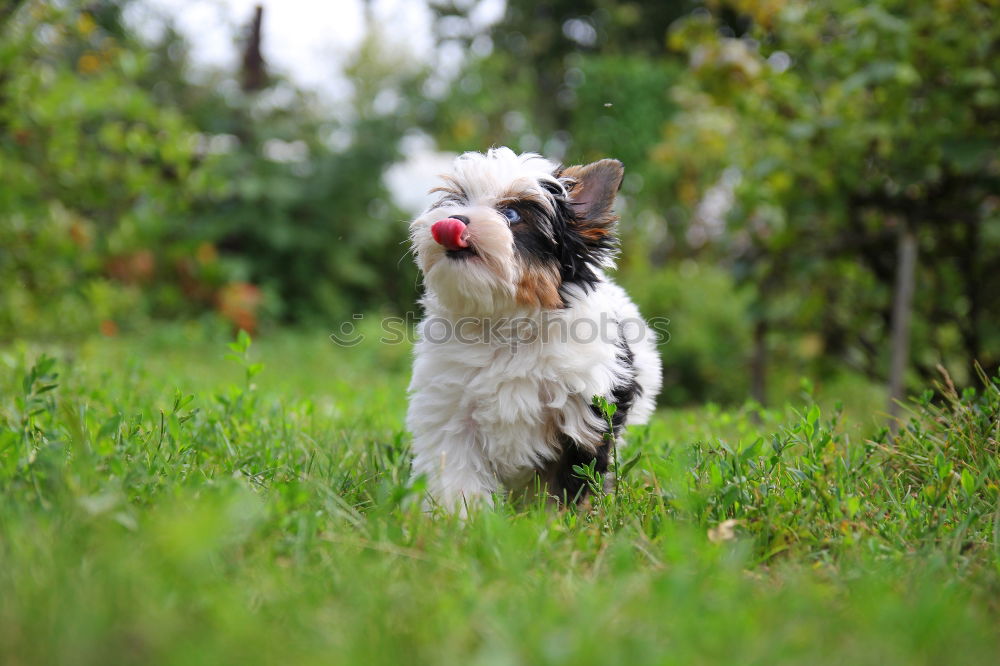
[576,220,618,241]
[561,159,624,230]
[515,265,562,309]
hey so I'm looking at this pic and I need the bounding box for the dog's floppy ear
[560,159,624,231]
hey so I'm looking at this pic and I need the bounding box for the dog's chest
[461,341,558,424]
[412,304,622,478]
[453,339,595,474]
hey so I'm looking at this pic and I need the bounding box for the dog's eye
[499,208,521,224]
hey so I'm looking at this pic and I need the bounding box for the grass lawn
[2,326,999,665]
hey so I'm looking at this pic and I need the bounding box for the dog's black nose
[451,215,470,226]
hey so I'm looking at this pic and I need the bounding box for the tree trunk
[750,318,768,407]
[887,227,918,431]
[962,213,982,367]
[241,5,267,92]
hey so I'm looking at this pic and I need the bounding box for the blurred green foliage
[662,0,1000,387]
[428,0,1000,400]
[1,1,421,340]
[1,0,997,405]
[1,1,206,336]
[167,30,425,323]
[620,261,753,404]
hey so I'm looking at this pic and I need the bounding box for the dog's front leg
[410,433,497,515]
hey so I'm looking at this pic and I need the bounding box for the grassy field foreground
[2,327,999,665]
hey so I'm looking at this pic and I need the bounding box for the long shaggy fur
[407,147,662,511]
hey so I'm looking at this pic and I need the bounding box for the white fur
[407,148,662,511]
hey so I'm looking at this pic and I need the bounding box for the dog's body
[407,148,661,510]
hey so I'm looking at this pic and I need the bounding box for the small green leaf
[961,468,976,495]
[618,451,642,479]
[845,496,860,518]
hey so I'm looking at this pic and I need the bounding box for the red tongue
[431,218,470,251]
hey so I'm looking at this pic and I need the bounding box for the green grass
[2,326,999,665]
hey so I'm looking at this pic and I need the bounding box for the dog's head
[410,147,624,315]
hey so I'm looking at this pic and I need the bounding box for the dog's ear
[560,159,624,230]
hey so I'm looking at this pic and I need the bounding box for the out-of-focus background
[5,5,1000,661]
[3,0,998,408]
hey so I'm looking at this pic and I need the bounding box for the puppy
[407,147,661,511]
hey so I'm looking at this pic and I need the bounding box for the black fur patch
[550,330,642,503]
[508,189,618,301]
[552,195,616,294]
[510,200,559,265]
[551,433,611,504]
[590,337,642,438]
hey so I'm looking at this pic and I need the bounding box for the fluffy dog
[407,147,661,511]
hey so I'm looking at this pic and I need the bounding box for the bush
[619,259,753,405]
[0,4,423,340]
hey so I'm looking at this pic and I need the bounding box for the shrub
[620,260,753,405]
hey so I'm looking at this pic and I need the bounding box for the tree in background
[427,0,999,407]
[663,0,1000,404]
[428,0,693,154]
[0,1,208,338]
[426,0,759,405]
[0,1,425,339]
[4,0,995,411]
[173,6,426,325]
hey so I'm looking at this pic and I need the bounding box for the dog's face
[410,147,624,315]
